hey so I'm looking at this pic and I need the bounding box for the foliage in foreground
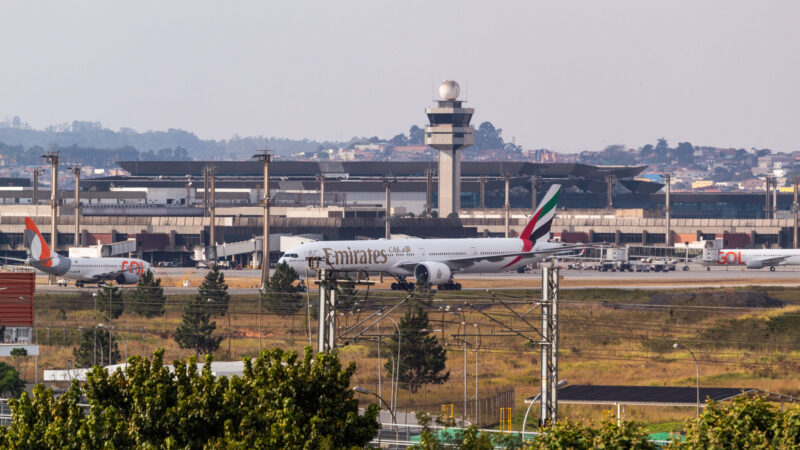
[671,395,800,449]
[0,347,380,449]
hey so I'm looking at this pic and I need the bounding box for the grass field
[26,284,800,432]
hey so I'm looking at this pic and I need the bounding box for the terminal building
[0,159,797,266]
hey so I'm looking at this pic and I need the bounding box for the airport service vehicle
[2,218,151,287]
[700,248,800,272]
[279,185,585,290]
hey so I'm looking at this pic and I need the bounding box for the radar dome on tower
[439,80,461,101]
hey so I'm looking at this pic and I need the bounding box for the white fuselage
[701,249,800,268]
[33,255,150,284]
[278,238,563,278]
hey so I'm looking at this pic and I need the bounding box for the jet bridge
[68,239,137,258]
[193,234,321,267]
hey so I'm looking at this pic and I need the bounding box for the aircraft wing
[85,268,132,281]
[750,256,791,267]
[395,244,590,271]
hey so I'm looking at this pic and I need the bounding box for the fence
[393,387,514,428]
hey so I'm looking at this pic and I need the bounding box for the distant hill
[0,118,334,161]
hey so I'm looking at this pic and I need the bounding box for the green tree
[9,348,26,376]
[174,296,222,357]
[128,269,166,317]
[385,305,449,394]
[0,362,25,398]
[0,348,379,448]
[263,261,302,316]
[96,285,124,319]
[673,395,778,449]
[199,264,230,316]
[72,326,120,367]
[526,419,655,449]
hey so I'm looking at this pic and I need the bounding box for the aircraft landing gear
[75,281,84,288]
[682,265,690,271]
[437,281,462,291]
[770,266,776,272]
[390,277,415,291]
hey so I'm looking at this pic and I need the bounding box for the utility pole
[531,176,540,211]
[772,177,778,220]
[253,146,271,289]
[664,174,671,247]
[478,176,486,209]
[208,166,216,249]
[383,176,395,239]
[605,175,616,209]
[32,168,43,216]
[42,151,59,285]
[425,168,433,216]
[70,166,81,247]
[540,266,559,425]
[765,176,772,219]
[203,165,209,210]
[503,174,511,238]
[794,176,798,249]
[317,173,325,207]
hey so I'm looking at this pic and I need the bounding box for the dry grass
[26,285,800,431]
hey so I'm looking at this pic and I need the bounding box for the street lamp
[353,386,397,426]
[385,316,401,417]
[353,385,399,443]
[674,342,700,418]
[522,379,567,436]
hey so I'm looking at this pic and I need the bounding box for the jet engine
[746,260,764,269]
[414,262,451,285]
[115,272,141,285]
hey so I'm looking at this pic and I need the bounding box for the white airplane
[279,184,584,290]
[699,248,800,271]
[2,218,151,287]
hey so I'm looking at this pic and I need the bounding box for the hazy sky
[2,1,799,152]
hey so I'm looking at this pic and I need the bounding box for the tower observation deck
[425,80,474,218]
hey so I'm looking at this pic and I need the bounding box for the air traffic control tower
[425,80,474,218]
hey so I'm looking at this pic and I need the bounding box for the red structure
[0,272,35,327]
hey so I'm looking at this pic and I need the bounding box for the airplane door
[470,247,477,256]
[418,247,426,258]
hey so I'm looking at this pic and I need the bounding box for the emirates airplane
[279,184,582,290]
[2,218,150,287]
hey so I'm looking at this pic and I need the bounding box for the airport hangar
[0,160,795,266]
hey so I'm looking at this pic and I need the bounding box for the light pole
[674,342,700,418]
[386,316,401,417]
[353,385,398,442]
[353,386,397,426]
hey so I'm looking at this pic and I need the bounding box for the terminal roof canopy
[116,161,647,182]
[526,385,799,407]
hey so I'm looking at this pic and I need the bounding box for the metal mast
[253,146,271,289]
[540,266,559,425]
[42,151,59,285]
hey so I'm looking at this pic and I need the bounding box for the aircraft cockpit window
[284,253,299,258]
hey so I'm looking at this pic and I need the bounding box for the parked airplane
[699,248,800,271]
[279,184,583,290]
[1,218,151,287]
